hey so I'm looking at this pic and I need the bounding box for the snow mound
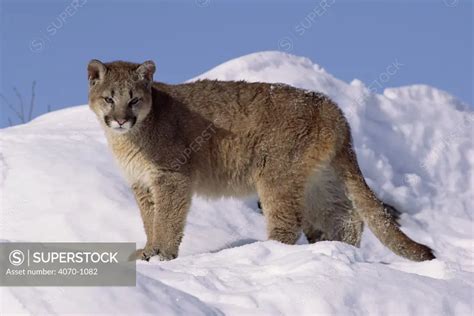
[1,51,472,315]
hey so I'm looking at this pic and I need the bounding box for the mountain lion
[87,59,434,262]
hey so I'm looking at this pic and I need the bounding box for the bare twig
[0,93,23,120]
[0,81,38,124]
[28,81,36,121]
[13,87,25,122]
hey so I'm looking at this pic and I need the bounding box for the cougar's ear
[87,59,107,87]
[136,60,156,82]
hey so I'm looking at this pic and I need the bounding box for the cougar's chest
[109,137,153,185]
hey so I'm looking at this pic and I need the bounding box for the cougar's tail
[333,145,435,262]
[383,202,401,226]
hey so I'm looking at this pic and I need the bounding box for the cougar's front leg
[130,183,155,261]
[146,172,192,261]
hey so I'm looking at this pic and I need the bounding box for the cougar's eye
[104,97,114,104]
[128,98,141,106]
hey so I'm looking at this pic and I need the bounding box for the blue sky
[1,0,472,127]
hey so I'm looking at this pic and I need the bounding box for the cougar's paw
[305,229,328,244]
[128,248,144,261]
[269,228,300,245]
[128,246,159,261]
[157,251,177,261]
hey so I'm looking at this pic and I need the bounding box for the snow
[1,51,473,315]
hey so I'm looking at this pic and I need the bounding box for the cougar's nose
[115,118,128,126]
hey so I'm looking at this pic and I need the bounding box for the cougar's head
[87,59,156,134]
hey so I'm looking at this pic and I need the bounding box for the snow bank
[1,51,472,315]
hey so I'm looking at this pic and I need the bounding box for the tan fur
[87,59,435,262]
[303,166,363,246]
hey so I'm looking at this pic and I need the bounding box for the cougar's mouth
[104,116,137,132]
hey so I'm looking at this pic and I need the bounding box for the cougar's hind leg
[304,166,363,246]
[257,177,305,245]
